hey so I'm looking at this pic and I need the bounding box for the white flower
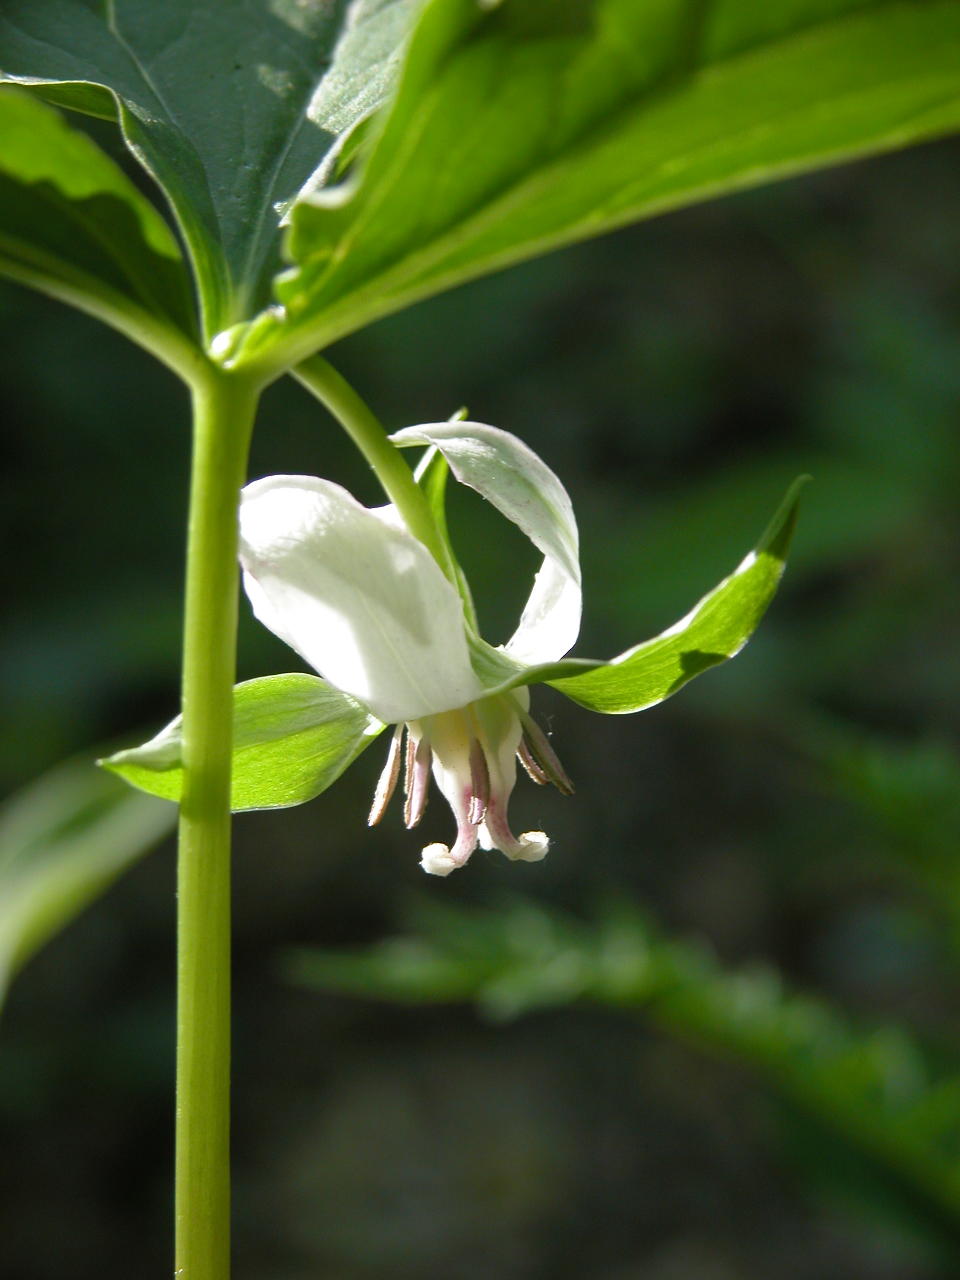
[237,422,802,876]
[106,422,798,851]
[238,423,578,876]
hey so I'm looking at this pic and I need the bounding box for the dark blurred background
[1,126,959,1279]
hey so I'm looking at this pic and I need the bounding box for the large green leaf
[0,753,174,1011]
[0,0,418,339]
[102,673,382,810]
[231,0,960,372]
[0,88,194,347]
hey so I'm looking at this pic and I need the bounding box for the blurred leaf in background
[287,892,960,1253]
[0,753,174,1012]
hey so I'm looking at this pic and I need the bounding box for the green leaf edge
[470,475,809,712]
[100,672,383,812]
[0,88,198,364]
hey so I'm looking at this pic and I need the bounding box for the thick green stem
[176,366,258,1280]
[294,355,455,579]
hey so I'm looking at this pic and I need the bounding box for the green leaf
[543,476,808,713]
[0,0,419,339]
[0,753,174,1009]
[101,673,382,811]
[0,88,194,341]
[233,0,960,371]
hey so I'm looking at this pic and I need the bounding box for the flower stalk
[293,355,455,578]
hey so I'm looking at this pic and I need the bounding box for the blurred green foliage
[1,124,959,1278]
[289,894,960,1244]
[0,752,174,1009]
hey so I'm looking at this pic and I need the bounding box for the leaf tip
[759,473,811,562]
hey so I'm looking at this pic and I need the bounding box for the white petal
[239,475,484,725]
[390,422,581,664]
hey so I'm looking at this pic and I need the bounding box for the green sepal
[467,634,603,697]
[542,476,808,713]
[414,444,479,630]
[415,445,452,543]
[101,673,383,811]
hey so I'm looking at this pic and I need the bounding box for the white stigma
[419,843,461,877]
[509,831,550,863]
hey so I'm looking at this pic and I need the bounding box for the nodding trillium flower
[104,422,804,877]
[235,423,584,876]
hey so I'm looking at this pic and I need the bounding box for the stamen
[402,727,416,811]
[367,725,404,826]
[519,712,575,796]
[517,736,550,786]
[468,740,490,825]
[404,733,432,829]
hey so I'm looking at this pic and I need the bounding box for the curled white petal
[239,475,484,725]
[390,422,582,664]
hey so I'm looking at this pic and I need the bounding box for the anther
[368,725,403,826]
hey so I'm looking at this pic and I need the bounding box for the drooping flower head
[106,422,802,877]
[237,423,582,875]
[235,423,803,875]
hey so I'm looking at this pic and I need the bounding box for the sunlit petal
[239,475,484,724]
[390,422,582,663]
